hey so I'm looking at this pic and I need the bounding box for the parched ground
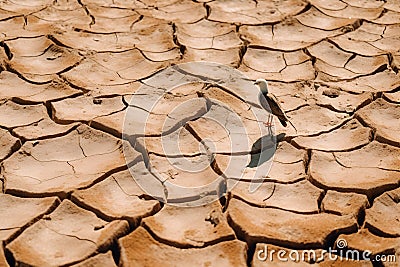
[0,0,400,266]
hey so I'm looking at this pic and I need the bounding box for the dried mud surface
[0,0,399,266]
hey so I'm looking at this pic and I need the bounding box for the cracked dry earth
[0,0,399,266]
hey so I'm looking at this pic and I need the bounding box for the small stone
[92,98,102,105]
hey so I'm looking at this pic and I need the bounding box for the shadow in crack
[247,133,286,168]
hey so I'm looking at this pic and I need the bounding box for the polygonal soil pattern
[0,0,399,266]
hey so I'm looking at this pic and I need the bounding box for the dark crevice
[343,53,357,68]
[47,35,74,50]
[386,85,400,94]
[77,0,96,26]
[226,213,250,249]
[4,187,69,200]
[317,189,326,213]
[111,244,121,267]
[0,136,22,162]
[0,174,4,194]
[387,53,398,73]
[0,13,23,22]
[0,41,13,60]
[356,114,399,147]
[204,3,211,19]
[44,101,53,120]
[129,14,144,32]
[89,120,123,139]
[357,207,366,228]
[326,38,360,55]
[77,164,129,191]
[219,186,230,212]
[56,57,85,76]
[355,114,376,140]
[294,1,312,16]
[303,47,316,74]
[4,248,15,267]
[227,176,306,185]
[246,44,303,53]
[172,23,185,58]
[374,8,388,20]
[237,43,247,69]
[246,243,255,267]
